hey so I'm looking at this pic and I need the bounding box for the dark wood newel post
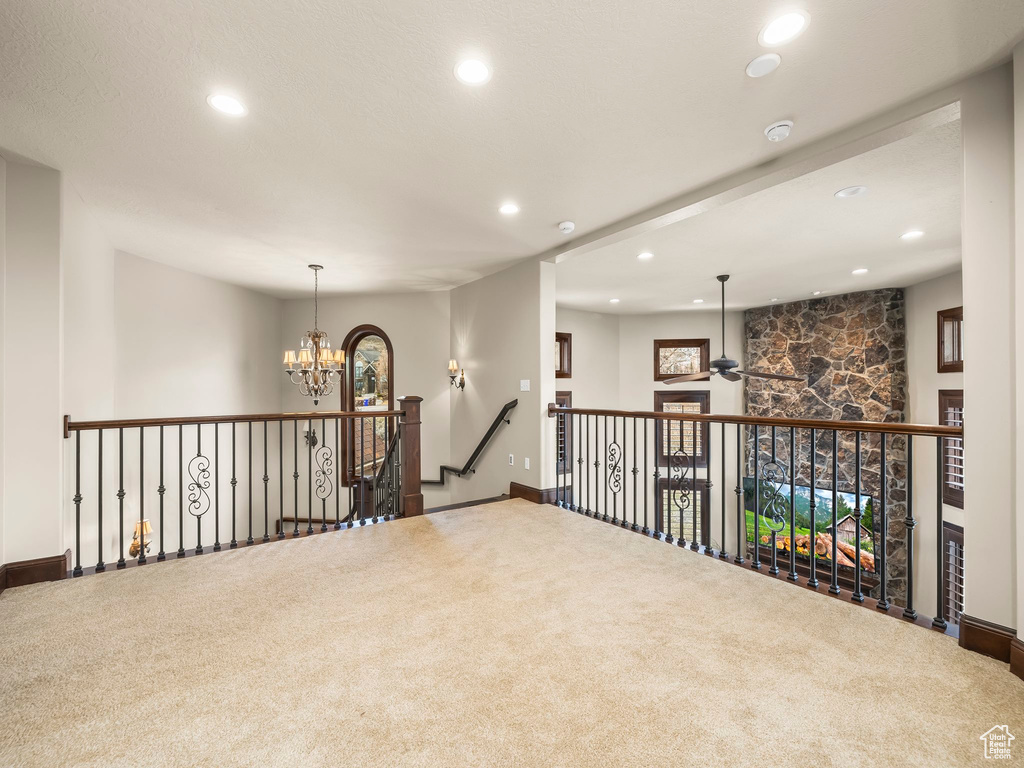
[399,396,424,517]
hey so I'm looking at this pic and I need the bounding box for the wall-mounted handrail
[424,399,518,485]
[547,404,962,438]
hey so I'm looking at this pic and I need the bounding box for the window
[555,391,572,474]
[654,391,710,468]
[937,306,963,373]
[656,479,709,545]
[341,325,394,482]
[942,522,964,626]
[939,389,964,509]
[654,338,710,381]
[555,332,572,378]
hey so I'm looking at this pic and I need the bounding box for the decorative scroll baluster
[904,437,917,619]
[316,416,333,530]
[213,424,220,552]
[787,427,797,581]
[138,428,146,564]
[263,422,270,542]
[933,437,947,630]
[667,422,690,547]
[247,421,254,545]
[72,432,83,577]
[758,426,788,577]
[117,427,126,569]
[177,425,185,558]
[877,433,889,610]
[230,424,238,548]
[719,423,728,559]
[158,426,169,557]
[829,430,840,595]
[608,417,622,525]
[852,431,864,602]
[734,424,744,565]
[807,428,818,588]
[96,430,105,573]
[192,425,209,555]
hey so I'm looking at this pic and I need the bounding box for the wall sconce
[448,359,466,390]
[129,519,153,558]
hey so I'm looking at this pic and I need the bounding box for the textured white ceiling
[0,1,1018,297]
[556,120,962,312]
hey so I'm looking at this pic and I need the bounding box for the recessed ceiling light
[609,298,620,304]
[759,11,810,47]
[746,53,782,78]
[693,299,704,304]
[499,202,520,215]
[764,120,794,142]
[852,268,869,275]
[558,221,575,235]
[771,298,779,302]
[637,252,654,261]
[812,291,822,296]
[900,230,925,240]
[207,93,247,116]
[835,186,868,198]
[455,59,491,85]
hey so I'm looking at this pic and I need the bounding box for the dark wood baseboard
[1009,637,1024,681]
[425,495,510,514]
[0,549,71,594]
[509,482,558,505]
[958,614,1016,662]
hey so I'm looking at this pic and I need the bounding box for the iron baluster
[768,425,778,575]
[603,415,609,522]
[247,421,254,545]
[371,416,378,523]
[751,424,761,571]
[694,418,702,552]
[213,424,220,552]
[308,419,314,534]
[322,416,329,530]
[177,425,185,558]
[159,426,167,559]
[631,418,638,530]
[703,418,713,555]
[335,418,341,529]
[642,419,650,535]
[230,423,238,548]
[73,432,83,577]
[292,421,299,537]
[585,415,590,516]
[117,427,126,568]
[278,421,285,539]
[719,422,728,559]
[807,428,818,588]
[263,422,270,542]
[933,437,947,630]
[829,430,840,595]
[96,430,105,573]
[194,426,203,555]
[904,437,917,619]
[877,433,889,610]
[787,427,797,581]
[139,428,146,564]
[734,424,744,564]
[852,431,864,602]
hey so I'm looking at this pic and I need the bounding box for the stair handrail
[423,398,518,485]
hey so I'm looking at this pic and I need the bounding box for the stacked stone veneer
[744,289,909,605]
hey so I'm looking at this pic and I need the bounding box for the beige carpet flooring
[1,499,1022,767]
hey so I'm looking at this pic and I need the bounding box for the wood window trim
[654,338,711,382]
[939,389,964,509]
[937,306,964,373]
[339,324,395,486]
[555,332,572,379]
[653,390,710,468]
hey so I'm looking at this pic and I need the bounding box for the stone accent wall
[744,289,909,605]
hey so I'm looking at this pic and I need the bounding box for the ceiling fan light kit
[664,275,804,386]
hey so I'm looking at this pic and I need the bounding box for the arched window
[340,325,394,483]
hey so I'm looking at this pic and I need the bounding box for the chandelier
[283,264,343,405]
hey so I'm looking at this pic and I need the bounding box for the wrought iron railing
[63,397,425,576]
[548,404,964,632]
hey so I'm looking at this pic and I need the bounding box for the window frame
[937,306,964,373]
[941,522,964,626]
[555,332,572,379]
[339,324,395,486]
[938,389,964,509]
[654,338,711,382]
[555,391,572,475]
[653,390,710,469]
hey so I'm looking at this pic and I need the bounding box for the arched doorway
[340,325,394,484]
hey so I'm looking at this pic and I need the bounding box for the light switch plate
[520,379,530,391]
[524,457,530,470]
[509,454,514,466]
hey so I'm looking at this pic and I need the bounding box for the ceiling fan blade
[663,371,714,385]
[720,372,742,382]
[736,370,804,382]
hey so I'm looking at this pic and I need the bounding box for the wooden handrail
[546,404,962,438]
[64,409,402,436]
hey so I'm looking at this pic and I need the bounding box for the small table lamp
[129,519,153,558]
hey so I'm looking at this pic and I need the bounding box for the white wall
[3,161,64,564]
[450,259,556,503]
[1015,40,1024,644]
[554,308,619,408]
[279,291,452,509]
[905,269,964,618]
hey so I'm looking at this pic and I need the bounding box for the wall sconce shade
[449,361,466,390]
[448,359,459,373]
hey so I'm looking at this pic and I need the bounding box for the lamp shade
[298,349,313,366]
[333,349,344,365]
[318,348,332,364]
[283,350,297,366]
[448,359,459,373]
[133,519,153,537]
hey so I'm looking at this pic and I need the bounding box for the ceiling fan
[664,275,804,385]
